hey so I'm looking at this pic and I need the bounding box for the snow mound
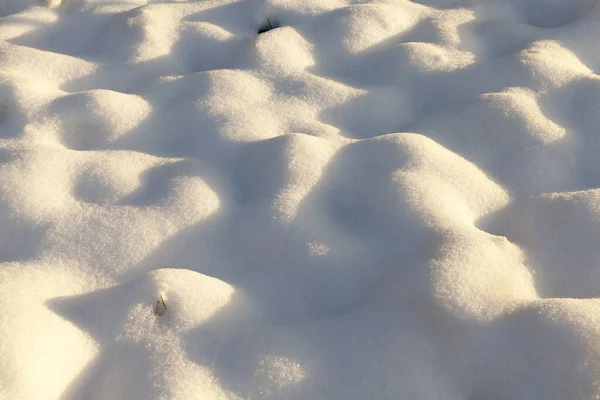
[2,0,600,399]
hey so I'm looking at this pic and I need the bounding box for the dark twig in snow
[155,294,167,316]
[257,18,279,34]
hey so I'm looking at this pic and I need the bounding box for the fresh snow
[2,0,600,399]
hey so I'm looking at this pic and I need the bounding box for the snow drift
[2,0,600,399]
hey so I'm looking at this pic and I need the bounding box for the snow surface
[2,0,600,399]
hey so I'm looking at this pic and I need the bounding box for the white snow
[2,0,600,399]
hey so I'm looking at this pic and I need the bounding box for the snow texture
[2,0,600,399]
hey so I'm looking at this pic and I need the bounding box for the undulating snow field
[2,0,600,398]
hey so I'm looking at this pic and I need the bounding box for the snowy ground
[2,0,600,399]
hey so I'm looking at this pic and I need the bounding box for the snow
[2,0,600,399]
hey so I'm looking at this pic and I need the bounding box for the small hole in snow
[257,18,280,34]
